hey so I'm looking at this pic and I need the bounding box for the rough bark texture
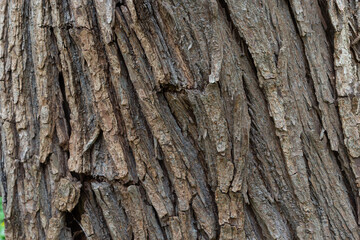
[1,0,360,239]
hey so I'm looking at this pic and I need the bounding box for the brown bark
[0,0,360,239]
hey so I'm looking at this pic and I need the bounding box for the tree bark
[1,0,360,239]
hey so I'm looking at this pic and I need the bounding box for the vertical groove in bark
[1,0,360,239]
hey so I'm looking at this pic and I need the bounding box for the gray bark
[0,0,360,239]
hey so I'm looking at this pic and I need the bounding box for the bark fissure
[1,0,360,239]
[58,72,72,136]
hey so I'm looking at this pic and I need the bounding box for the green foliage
[0,198,4,239]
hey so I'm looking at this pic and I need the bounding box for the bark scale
[0,0,360,239]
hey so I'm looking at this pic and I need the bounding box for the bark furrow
[0,0,360,239]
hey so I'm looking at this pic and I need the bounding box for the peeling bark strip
[0,0,360,239]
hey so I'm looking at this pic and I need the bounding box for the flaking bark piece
[54,177,82,212]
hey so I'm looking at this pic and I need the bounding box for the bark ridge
[0,0,360,239]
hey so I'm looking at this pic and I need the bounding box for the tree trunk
[1,0,360,239]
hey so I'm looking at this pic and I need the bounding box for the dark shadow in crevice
[333,151,358,220]
[244,203,265,240]
[58,72,72,136]
[65,210,87,240]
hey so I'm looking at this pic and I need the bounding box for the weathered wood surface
[0,0,360,239]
